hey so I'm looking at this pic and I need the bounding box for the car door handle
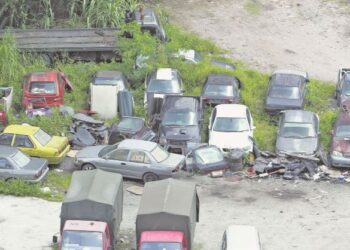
[121,162,126,165]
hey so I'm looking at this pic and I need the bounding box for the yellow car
[0,124,70,165]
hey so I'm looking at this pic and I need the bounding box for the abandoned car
[74,139,185,182]
[135,7,167,42]
[202,74,241,106]
[336,68,350,110]
[265,69,309,113]
[208,104,255,155]
[22,71,73,110]
[276,110,320,156]
[0,145,49,182]
[0,124,70,165]
[330,112,350,168]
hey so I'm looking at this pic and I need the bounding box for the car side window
[14,135,34,148]
[0,158,11,169]
[144,154,151,164]
[0,133,14,146]
[129,151,146,163]
[109,149,129,161]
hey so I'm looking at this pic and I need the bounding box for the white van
[222,225,262,250]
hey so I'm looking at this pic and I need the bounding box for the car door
[101,149,130,177]
[13,135,37,157]
[127,150,152,179]
[0,158,14,180]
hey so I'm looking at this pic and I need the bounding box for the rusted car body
[330,112,350,168]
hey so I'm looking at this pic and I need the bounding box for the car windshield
[269,86,300,99]
[148,79,180,93]
[62,231,102,250]
[118,118,144,131]
[11,150,30,168]
[213,117,250,132]
[195,147,224,164]
[98,144,119,157]
[280,122,316,138]
[30,81,56,94]
[93,78,125,88]
[34,129,51,146]
[151,145,169,162]
[140,242,182,250]
[163,111,197,126]
[342,82,350,96]
[205,84,234,96]
[336,125,350,137]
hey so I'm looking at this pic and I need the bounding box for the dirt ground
[1,176,350,250]
[161,0,350,82]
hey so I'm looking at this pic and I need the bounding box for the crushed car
[265,69,309,114]
[202,74,241,106]
[22,71,73,110]
[157,95,203,155]
[108,116,156,144]
[336,68,350,110]
[0,87,13,131]
[276,110,320,156]
[75,139,185,183]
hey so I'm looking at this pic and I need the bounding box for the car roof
[4,124,40,135]
[215,104,248,118]
[226,225,261,250]
[0,145,17,157]
[118,139,157,151]
[95,70,123,79]
[282,110,316,123]
[25,71,60,82]
[206,74,239,85]
[272,69,308,79]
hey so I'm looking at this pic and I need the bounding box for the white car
[208,104,255,154]
[222,225,262,250]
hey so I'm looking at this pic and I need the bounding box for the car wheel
[81,164,96,171]
[142,172,159,183]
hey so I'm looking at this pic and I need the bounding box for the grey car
[74,139,185,182]
[265,69,309,113]
[0,145,49,182]
[276,110,320,156]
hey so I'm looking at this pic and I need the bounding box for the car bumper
[47,144,71,165]
[330,154,350,168]
[26,167,50,183]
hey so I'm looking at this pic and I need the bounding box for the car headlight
[159,135,167,145]
[332,151,343,157]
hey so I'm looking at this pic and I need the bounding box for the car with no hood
[330,112,350,168]
[265,69,309,113]
[0,145,49,182]
[276,110,320,156]
[0,124,70,165]
[202,74,241,106]
[74,139,185,183]
[208,104,255,155]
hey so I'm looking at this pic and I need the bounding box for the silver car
[0,145,49,182]
[75,139,185,182]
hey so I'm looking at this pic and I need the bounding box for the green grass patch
[244,0,262,15]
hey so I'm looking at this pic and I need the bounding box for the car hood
[276,136,318,155]
[266,97,303,110]
[161,153,185,168]
[332,137,350,154]
[209,131,253,150]
[46,136,69,151]
[76,145,106,158]
[161,125,201,142]
[22,157,48,171]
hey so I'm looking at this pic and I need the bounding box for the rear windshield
[33,129,51,146]
[141,242,181,250]
[118,118,144,131]
[205,84,234,97]
[269,86,300,99]
[336,125,350,137]
[11,150,30,168]
[151,145,169,162]
[148,79,180,93]
[30,81,56,94]
[93,78,125,88]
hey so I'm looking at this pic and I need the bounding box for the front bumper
[330,154,350,168]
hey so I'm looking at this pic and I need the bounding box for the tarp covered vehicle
[59,169,123,250]
[136,178,199,250]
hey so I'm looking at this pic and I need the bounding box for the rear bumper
[330,154,350,168]
[47,144,71,165]
[26,167,50,183]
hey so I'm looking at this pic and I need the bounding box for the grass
[244,0,262,15]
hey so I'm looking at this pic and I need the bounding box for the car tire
[142,172,159,183]
[81,163,96,171]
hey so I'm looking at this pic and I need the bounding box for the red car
[330,112,350,168]
[22,71,73,109]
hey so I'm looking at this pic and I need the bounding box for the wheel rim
[144,173,157,182]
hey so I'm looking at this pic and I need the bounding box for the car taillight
[35,169,43,177]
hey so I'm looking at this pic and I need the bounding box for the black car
[158,95,203,155]
[336,68,350,110]
[265,69,309,113]
[202,74,241,106]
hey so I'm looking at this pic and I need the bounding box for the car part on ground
[0,145,49,182]
[265,69,309,114]
[276,110,320,156]
[108,116,157,145]
[202,74,241,106]
[74,139,185,183]
[0,87,13,131]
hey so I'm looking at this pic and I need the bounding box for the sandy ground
[161,0,350,82]
[1,176,350,250]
